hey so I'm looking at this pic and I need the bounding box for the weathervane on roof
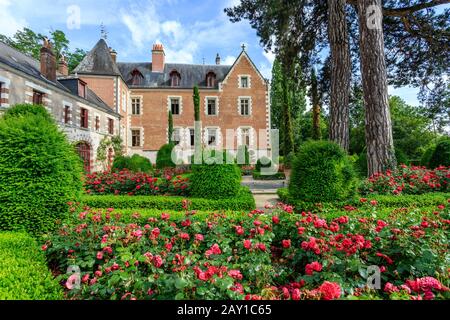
[100,23,108,40]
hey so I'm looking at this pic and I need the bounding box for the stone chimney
[40,37,57,82]
[152,43,165,73]
[58,55,69,76]
[216,53,221,65]
[110,48,117,63]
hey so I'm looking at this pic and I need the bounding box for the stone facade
[0,41,121,172]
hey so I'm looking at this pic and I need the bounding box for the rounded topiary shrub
[289,141,357,202]
[112,155,152,172]
[156,144,176,169]
[112,155,130,171]
[129,154,152,172]
[429,138,450,168]
[255,156,272,173]
[0,104,83,235]
[190,160,242,199]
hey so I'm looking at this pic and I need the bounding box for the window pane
[208,129,217,146]
[173,129,181,145]
[241,77,248,88]
[132,130,140,147]
[171,99,180,115]
[208,99,216,115]
[190,129,195,146]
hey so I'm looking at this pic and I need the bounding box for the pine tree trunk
[328,0,351,151]
[282,76,295,156]
[310,69,321,140]
[357,0,397,176]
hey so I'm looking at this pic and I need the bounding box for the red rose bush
[44,200,450,300]
[360,165,450,195]
[84,169,189,197]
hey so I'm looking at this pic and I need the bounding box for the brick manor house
[0,38,271,171]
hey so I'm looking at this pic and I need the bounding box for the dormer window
[170,70,181,87]
[131,69,144,86]
[79,82,86,98]
[206,72,216,88]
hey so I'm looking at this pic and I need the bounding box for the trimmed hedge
[0,232,63,300]
[278,187,450,211]
[0,104,83,235]
[289,141,357,202]
[112,154,152,173]
[81,187,255,211]
[190,161,242,200]
[252,171,286,180]
[156,144,176,169]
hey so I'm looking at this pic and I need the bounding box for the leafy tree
[1,28,86,73]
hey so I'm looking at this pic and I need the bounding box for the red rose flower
[282,239,291,249]
[318,281,341,300]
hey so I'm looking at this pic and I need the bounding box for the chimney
[40,37,57,82]
[58,55,69,76]
[216,53,221,65]
[151,43,165,73]
[110,47,117,63]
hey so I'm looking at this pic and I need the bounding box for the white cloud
[223,55,236,65]
[0,0,27,37]
[119,0,252,65]
[121,2,161,48]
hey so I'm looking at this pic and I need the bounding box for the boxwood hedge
[81,187,255,211]
[0,232,62,300]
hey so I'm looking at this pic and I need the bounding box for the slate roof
[0,41,119,117]
[73,39,121,76]
[117,62,232,89]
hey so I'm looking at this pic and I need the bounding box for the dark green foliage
[190,162,242,200]
[3,103,53,121]
[112,155,152,173]
[252,171,286,180]
[278,187,450,213]
[81,187,255,211]
[255,156,272,172]
[0,232,63,300]
[156,144,176,169]
[236,145,251,166]
[0,104,83,235]
[429,138,450,168]
[289,141,357,202]
[421,144,436,167]
[193,86,200,122]
[395,148,409,166]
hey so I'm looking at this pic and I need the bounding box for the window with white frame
[239,98,250,116]
[207,128,218,146]
[189,128,195,147]
[170,98,180,115]
[241,128,251,147]
[206,98,218,116]
[131,97,141,115]
[172,128,181,146]
[132,129,141,147]
[239,75,251,88]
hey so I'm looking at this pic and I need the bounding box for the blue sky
[1,0,443,106]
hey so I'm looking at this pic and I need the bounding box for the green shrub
[0,232,62,300]
[156,144,176,169]
[236,145,251,166]
[81,187,255,211]
[190,162,242,199]
[421,144,436,167]
[396,148,409,166]
[283,152,296,169]
[429,138,450,168]
[278,187,450,212]
[0,104,83,235]
[288,141,357,202]
[112,154,152,172]
[255,156,272,172]
[253,171,286,180]
[112,155,129,171]
[3,103,53,122]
